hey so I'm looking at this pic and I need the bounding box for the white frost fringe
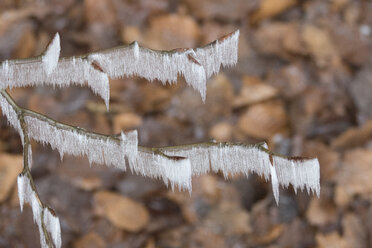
[0,30,239,105]
[42,33,60,75]
[166,144,320,203]
[17,174,62,248]
[0,56,110,109]
[0,94,24,143]
[25,116,137,171]
[22,111,320,199]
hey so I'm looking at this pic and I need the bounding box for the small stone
[0,153,23,203]
[94,191,149,232]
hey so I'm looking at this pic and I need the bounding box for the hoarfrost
[0,56,110,109]
[19,112,320,203]
[25,116,133,170]
[194,30,239,78]
[270,165,279,205]
[42,33,60,75]
[89,46,208,101]
[17,174,61,248]
[0,94,24,143]
[165,144,320,203]
[0,31,240,104]
[44,208,62,248]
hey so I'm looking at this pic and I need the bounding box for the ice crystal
[42,33,60,75]
[165,144,320,203]
[44,207,62,248]
[17,174,62,248]
[0,31,240,105]
[0,94,24,143]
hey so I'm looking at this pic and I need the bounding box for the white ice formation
[17,174,62,248]
[42,33,60,75]
[0,29,321,248]
[0,93,24,143]
[0,30,239,106]
[14,107,320,200]
[20,108,321,198]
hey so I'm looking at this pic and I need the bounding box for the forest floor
[1,0,372,247]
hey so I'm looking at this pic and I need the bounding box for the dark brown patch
[269,154,274,166]
[171,48,190,53]
[289,156,309,162]
[217,31,236,43]
[91,61,104,72]
[187,54,201,65]
[46,207,57,217]
[169,156,187,161]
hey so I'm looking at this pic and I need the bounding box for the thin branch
[0,30,240,107]
[0,89,292,159]
[19,112,54,248]
[0,29,320,248]
[1,88,320,197]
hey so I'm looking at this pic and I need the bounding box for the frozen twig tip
[42,33,60,75]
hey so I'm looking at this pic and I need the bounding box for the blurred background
[1,0,372,247]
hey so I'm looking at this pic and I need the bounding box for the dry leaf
[94,191,149,232]
[0,153,23,203]
[238,100,288,139]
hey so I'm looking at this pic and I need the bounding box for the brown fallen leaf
[304,141,340,181]
[73,232,106,248]
[316,232,349,248]
[113,112,143,133]
[238,100,288,139]
[209,121,233,142]
[331,120,372,150]
[233,76,278,108]
[251,0,297,24]
[253,224,284,245]
[302,25,340,68]
[306,197,337,226]
[12,27,36,59]
[206,201,252,236]
[342,213,368,248]
[0,153,23,203]
[144,14,200,50]
[335,149,372,207]
[254,22,306,59]
[84,0,116,26]
[94,191,149,232]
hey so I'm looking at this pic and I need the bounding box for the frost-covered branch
[1,89,320,200]
[0,30,239,108]
[0,30,320,248]
[16,108,60,248]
